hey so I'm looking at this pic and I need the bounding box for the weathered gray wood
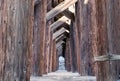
[91,0,120,81]
[50,16,70,31]
[76,0,96,76]
[52,40,57,72]
[33,0,47,76]
[53,28,69,39]
[0,0,34,81]
[56,34,67,43]
[56,41,65,48]
[94,54,120,61]
[46,0,77,20]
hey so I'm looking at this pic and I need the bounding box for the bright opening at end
[58,56,65,70]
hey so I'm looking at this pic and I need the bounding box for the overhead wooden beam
[63,10,75,20]
[56,41,65,48]
[56,34,66,43]
[50,16,70,31]
[53,28,69,39]
[46,0,77,20]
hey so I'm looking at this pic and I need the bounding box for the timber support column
[65,38,72,71]
[49,32,53,73]
[33,0,47,76]
[76,0,95,75]
[92,0,110,79]
[0,0,34,81]
[69,21,77,72]
[92,0,119,81]
[52,39,57,72]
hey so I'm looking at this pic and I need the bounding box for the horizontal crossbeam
[46,0,77,20]
[63,10,75,20]
[94,54,120,62]
[50,16,70,31]
[56,41,65,48]
[53,28,69,39]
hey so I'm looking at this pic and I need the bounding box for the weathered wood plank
[106,0,120,80]
[63,10,75,20]
[48,32,53,73]
[46,0,77,20]
[50,16,70,31]
[53,28,69,39]
[94,54,120,61]
[56,41,65,48]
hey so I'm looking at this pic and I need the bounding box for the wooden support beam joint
[46,0,77,20]
[94,54,120,62]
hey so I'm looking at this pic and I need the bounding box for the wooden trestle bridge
[0,0,120,81]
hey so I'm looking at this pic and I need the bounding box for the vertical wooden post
[52,39,57,72]
[33,0,47,76]
[76,0,95,76]
[92,0,110,80]
[106,0,120,80]
[92,0,119,81]
[69,21,77,72]
[0,0,34,81]
[48,32,53,72]
[43,0,53,74]
[65,38,72,71]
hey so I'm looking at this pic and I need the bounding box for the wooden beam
[94,54,120,62]
[46,0,77,20]
[52,40,57,72]
[53,28,69,39]
[56,41,65,48]
[0,0,34,81]
[65,38,72,71]
[56,34,66,42]
[33,0,47,76]
[63,10,75,20]
[50,16,70,31]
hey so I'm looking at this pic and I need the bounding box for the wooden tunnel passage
[0,0,120,81]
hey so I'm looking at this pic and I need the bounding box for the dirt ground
[30,70,96,81]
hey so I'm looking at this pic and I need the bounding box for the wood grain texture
[65,38,72,71]
[52,40,57,72]
[91,0,120,81]
[50,16,70,31]
[76,0,96,76]
[0,0,34,81]
[33,0,47,76]
[46,0,77,20]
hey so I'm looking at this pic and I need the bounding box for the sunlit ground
[31,56,96,81]
[30,70,96,81]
